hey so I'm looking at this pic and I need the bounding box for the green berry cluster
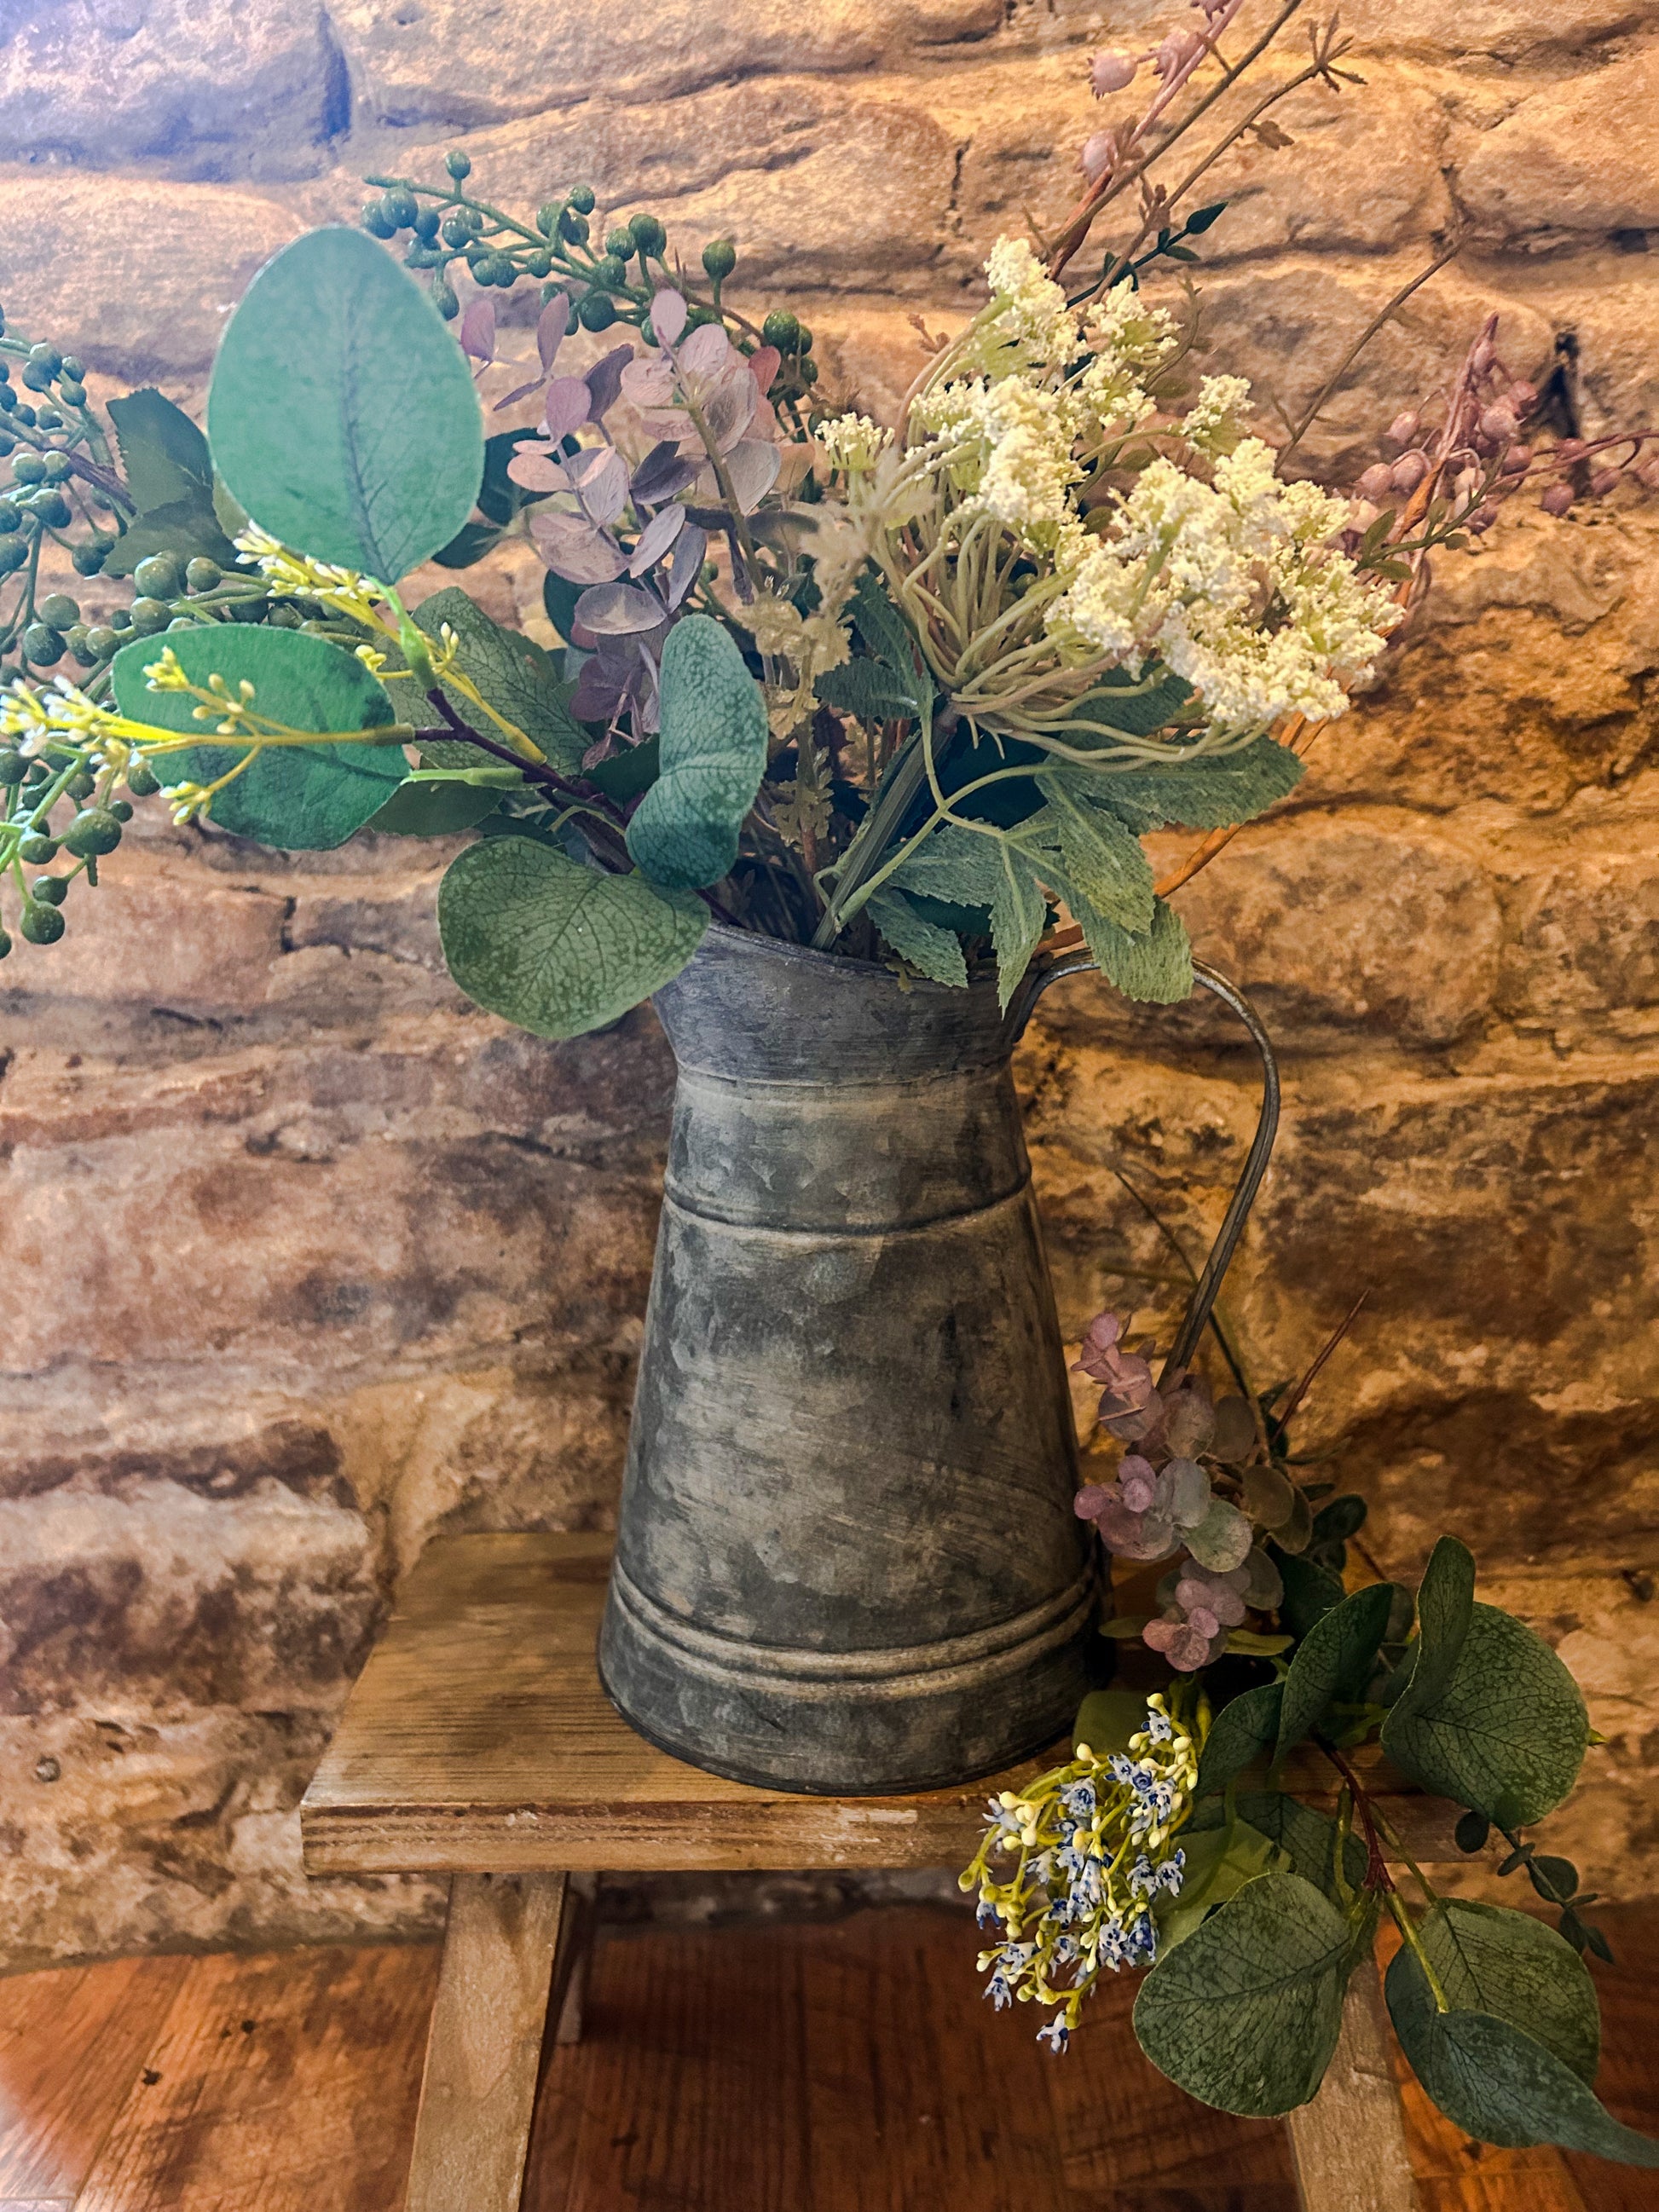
[0,305,132,681]
[0,729,139,956]
[356,159,812,417]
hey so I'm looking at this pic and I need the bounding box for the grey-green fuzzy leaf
[625,615,768,889]
[1380,1602,1587,1827]
[1091,736,1304,834]
[437,836,705,1038]
[867,887,968,986]
[1133,1872,1353,2116]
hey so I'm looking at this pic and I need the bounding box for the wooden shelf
[301,1531,1457,1877]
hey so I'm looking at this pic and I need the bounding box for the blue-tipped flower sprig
[959,1689,1204,2053]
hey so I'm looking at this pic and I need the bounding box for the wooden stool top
[301,1531,1455,1878]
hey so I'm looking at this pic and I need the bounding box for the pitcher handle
[1004,952,1280,1385]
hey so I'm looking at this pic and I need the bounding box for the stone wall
[2,0,1656,1967]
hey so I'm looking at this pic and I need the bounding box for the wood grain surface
[1286,1957,1419,2212]
[3,1909,1654,2211]
[300,1533,1462,1876]
[405,1874,566,2212]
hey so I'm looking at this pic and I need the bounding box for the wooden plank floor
[2,1906,1654,2212]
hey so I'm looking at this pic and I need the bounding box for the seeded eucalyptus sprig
[357,151,820,420]
[0,309,136,681]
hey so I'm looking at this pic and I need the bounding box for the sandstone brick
[0,1711,442,1969]
[1169,810,1505,1044]
[0,1480,380,1715]
[1460,46,1659,239]
[0,2,347,182]
[331,0,1003,130]
[0,170,298,378]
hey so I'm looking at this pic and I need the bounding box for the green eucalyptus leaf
[431,520,502,570]
[1387,1936,1656,2165]
[625,614,767,888]
[437,835,705,1038]
[1195,1682,1283,1797]
[110,625,406,850]
[1275,1581,1396,1759]
[1073,1688,1148,1759]
[365,775,505,837]
[1095,735,1305,833]
[1391,1535,1476,1720]
[1401,1900,1599,2083]
[208,225,484,582]
[1190,1791,1367,1900]
[413,586,587,773]
[1380,1603,1588,1827]
[1133,1873,1353,2116]
[1153,1818,1290,1953]
[867,887,968,986]
[1273,1548,1348,1638]
[585,735,660,803]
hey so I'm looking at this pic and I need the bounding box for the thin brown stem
[1280,230,1467,463]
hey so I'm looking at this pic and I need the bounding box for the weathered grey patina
[598,926,1095,1792]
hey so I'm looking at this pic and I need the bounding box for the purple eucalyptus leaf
[538,292,571,370]
[460,297,496,367]
[666,522,707,609]
[621,355,676,409]
[571,662,627,722]
[651,288,689,346]
[630,441,698,506]
[574,580,668,636]
[747,344,781,400]
[724,437,782,514]
[679,322,731,378]
[529,508,627,584]
[506,443,569,492]
[544,375,592,442]
[703,369,757,453]
[585,344,634,423]
[572,445,630,527]
[628,501,686,576]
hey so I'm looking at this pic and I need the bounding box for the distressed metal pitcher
[598,924,1276,1793]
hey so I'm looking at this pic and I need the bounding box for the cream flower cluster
[816,411,891,474]
[1049,439,1399,732]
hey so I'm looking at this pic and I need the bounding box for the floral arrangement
[0,0,1651,2171]
[959,1300,1656,2173]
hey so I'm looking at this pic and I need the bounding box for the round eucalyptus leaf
[1133,1872,1352,2116]
[438,835,705,1038]
[111,625,406,851]
[208,226,483,583]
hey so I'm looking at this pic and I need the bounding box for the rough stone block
[0,1,349,182]
[1460,47,1659,239]
[0,170,298,378]
[1171,810,1505,1044]
[331,0,1004,130]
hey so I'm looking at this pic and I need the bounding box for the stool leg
[406,1871,568,2212]
[1285,1952,1419,2212]
[552,1874,598,2047]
